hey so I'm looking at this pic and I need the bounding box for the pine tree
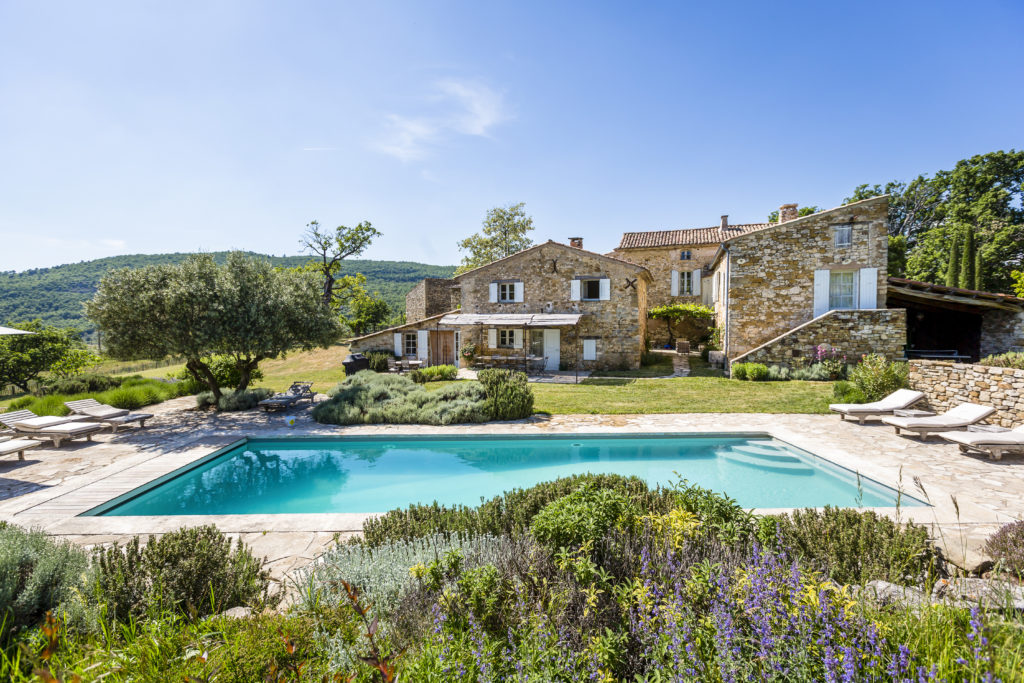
[945,236,960,287]
[959,225,976,290]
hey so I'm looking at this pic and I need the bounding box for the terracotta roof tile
[617,224,771,249]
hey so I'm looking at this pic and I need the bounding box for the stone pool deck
[2,395,1023,579]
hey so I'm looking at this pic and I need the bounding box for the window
[581,279,602,300]
[680,250,692,260]
[403,332,417,356]
[679,271,692,295]
[498,329,515,348]
[497,282,515,302]
[834,224,852,248]
[829,271,856,310]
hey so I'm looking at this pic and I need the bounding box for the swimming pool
[83,434,922,516]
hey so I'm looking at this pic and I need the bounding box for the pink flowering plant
[814,344,848,380]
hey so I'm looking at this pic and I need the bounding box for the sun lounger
[881,403,996,440]
[0,436,42,461]
[829,389,926,425]
[258,381,315,412]
[63,399,153,432]
[0,409,104,447]
[940,426,1024,461]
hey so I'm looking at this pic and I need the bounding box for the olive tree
[86,252,341,401]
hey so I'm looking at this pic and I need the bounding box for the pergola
[437,312,585,380]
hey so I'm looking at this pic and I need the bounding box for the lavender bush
[985,521,1024,578]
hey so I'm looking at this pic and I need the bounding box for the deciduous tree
[0,321,87,392]
[456,203,535,274]
[300,220,381,307]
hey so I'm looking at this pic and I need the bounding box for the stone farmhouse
[350,195,1024,371]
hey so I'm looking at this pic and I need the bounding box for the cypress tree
[959,225,976,290]
[974,248,984,291]
[945,237,960,287]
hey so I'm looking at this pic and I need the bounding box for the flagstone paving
[2,394,1022,580]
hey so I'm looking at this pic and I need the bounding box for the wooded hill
[0,252,455,337]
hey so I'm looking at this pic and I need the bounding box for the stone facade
[610,245,713,346]
[405,278,457,323]
[455,241,650,370]
[712,196,890,359]
[909,360,1024,428]
[732,309,907,367]
[980,309,1024,358]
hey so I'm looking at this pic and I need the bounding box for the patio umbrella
[0,326,33,335]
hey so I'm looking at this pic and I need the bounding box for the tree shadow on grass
[579,378,636,386]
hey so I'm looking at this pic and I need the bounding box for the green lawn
[590,352,675,378]
[531,376,832,414]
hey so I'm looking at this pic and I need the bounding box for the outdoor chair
[387,358,402,374]
[258,381,315,412]
[0,436,42,461]
[828,389,926,425]
[0,409,104,447]
[881,403,996,440]
[64,398,152,432]
[940,425,1024,461]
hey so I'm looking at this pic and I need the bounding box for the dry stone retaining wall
[732,309,906,367]
[909,360,1024,428]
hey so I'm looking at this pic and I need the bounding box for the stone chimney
[568,237,583,249]
[720,215,729,230]
[778,204,798,223]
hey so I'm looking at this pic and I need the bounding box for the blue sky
[1,0,1022,271]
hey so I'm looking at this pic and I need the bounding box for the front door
[543,329,560,371]
[429,330,455,365]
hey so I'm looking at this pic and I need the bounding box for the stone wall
[405,278,456,323]
[909,360,1024,428]
[713,196,890,358]
[980,309,1024,358]
[455,241,650,370]
[731,308,907,367]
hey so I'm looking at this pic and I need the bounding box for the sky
[1,0,1022,272]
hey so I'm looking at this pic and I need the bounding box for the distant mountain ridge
[0,252,456,337]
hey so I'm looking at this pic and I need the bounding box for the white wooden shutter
[858,267,878,309]
[394,333,403,356]
[513,329,523,348]
[416,330,429,360]
[487,328,497,348]
[514,282,524,302]
[599,278,610,301]
[582,339,597,361]
[570,279,581,301]
[488,282,498,303]
[813,270,830,317]
[670,270,679,296]
[691,269,701,296]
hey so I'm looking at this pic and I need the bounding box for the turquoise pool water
[85,435,921,516]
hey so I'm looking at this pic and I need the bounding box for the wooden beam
[887,286,1023,312]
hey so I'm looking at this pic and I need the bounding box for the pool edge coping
[5,426,999,538]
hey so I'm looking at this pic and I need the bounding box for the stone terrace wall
[909,360,1024,428]
[405,278,456,323]
[732,308,906,367]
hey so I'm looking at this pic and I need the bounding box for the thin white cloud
[374,80,509,161]
[435,80,506,136]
